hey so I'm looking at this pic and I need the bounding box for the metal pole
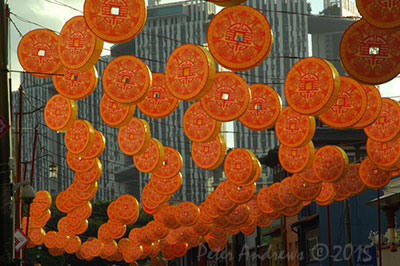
[13,113,18,261]
[23,128,38,266]
[23,203,31,266]
[283,216,288,266]
[29,126,38,186]
[344,199,353,266]
[15,163,28,261]
[377,189,383,266]
[256,226,261,266]
[15,86,23,248]
[0,0,13,263]
[327,206,332,266]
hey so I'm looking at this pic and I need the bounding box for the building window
[306,237,318,261]
[306,229,319,262]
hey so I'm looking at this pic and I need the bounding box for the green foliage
[24,198,153,265]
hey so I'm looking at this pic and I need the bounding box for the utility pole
[344,199,353,266]
[0,0,13,264]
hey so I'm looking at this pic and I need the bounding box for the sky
[6,0,400,98]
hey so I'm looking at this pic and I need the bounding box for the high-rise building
[13,0,313,204]
[12,57,124,201]
[112,0,312,201]
[324,0,359,16]
[111,0,218,204]
[232,0,310,187]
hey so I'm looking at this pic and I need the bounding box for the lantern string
[33,158,220,197]
[9,17,23,37]
[44,0,363,21]
[17,80,381,143]
[10,9,345,67]
[3,69,64,76]
[10,8,359,86]
[43,0,81,13]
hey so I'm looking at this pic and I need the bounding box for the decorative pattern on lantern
[165,44,216,101]
[44,94,77,132]
[256,186,275,214]
[224,180,256,204]
[74,160,102,184]
[102,55,152,105]
[289,173,322,201]
[256,213,273,228]
[225,204,250,225]
[278,141,315,173]
[242,159,262,185]
[17,29,62,77]
[332,181,351,202]
[81,130,106,159]
[64,235,81,254]
[281,204,303,217]
[353,84,382,129]
[142,184,169,205]
[138,73,180,118]
[359,157,392,189]
[364,98,400,142]
[312,145,349,183]
[284,57,340,115]
[175,201,200,227]
[224,148,258,184]
[191,134,226,170]
[366,137,400,169]
[114,194,140,224]
[83,0,147,43]
[201,72,251,122]
[66,152,97,173]
[208,0,248,7]
[340,19,400,85]
[299,167,322,184]
[278,177,301,208]
[275,106,316,148]
[53,66,98,100]
[318,76,367,129]
[150,172,182,195]
[340,164,366,195]
[199,201,216,223]
[203,193,225,219]
[99,93,135,128]
[152,146,183,179]
[117,117,151,156]
[265,182,285,211]
[207,5,273,71]
[356,0,400,29]
[239,83,282,131]
[65,120,95,155]
[246,195,263,218]
[133,138,165,173]
[58,16,103,71]
[183,101,221,143]
[315,182,336,206]
[214,181,237,212]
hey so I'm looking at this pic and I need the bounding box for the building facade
[232,0,310,187]
[323,0,359,17]
[111,0,218,204]
[12,56,124,201]
[111,0,312,202]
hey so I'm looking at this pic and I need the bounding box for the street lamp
[13,180,35,204]
[49,162,58,178]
